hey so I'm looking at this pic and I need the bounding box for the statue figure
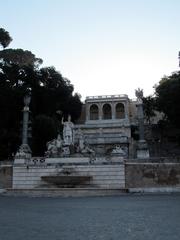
[76,128,85,152]
[81,142,95,155]
[45,134,64,157]
[56,134,63,152]
[61,115,74,145]
[135,88,143,103]
[15,147,26,158]
[76,129,94,154]
[15,144,31,159]
[45,139,58,157]
[111,145,126,156]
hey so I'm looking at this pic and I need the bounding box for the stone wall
[13,158,125,189]
[10,158,180,191]
[0,165,12,188]
[125,162,180,188]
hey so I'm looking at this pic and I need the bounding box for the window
[90,104,99,120]
[116,103,125,119]
[103,104,112,119]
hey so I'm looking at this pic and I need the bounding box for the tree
[0,63,82,159]
[142,96,156,124]
[0,28,82,159]
[0,28,12,48]
[32,115,57,156]
[0,49,43,67]
[155,71,180,127]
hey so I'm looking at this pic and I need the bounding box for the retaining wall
[125,162,180,188]
[13,158,125,189]
[0,165,12,188]
[10,158,180,192]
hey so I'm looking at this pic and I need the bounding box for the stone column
[136,102,144,140]
[86,104,90,121]
[135,89,149,159]
[124,102,129,120]
[22,106,29,145]
[15,94,32,162]
[112,102,115,120]
[99,103,102,120]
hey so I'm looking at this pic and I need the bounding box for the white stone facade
[75,94,138,157]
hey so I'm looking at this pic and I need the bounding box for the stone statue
[76,128,85,152]
[61,115,74,145]
[111,145,126,156]
[15,144,32,159]
[135,88,143,102]
[15,147,26,158]
[46,139,58,157]
[76,129,94,153]
[45,135,63,157]
[81,140,94,154]
[56,134,63,151]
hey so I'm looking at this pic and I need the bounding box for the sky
[1,0,180,100]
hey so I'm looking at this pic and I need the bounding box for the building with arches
[75,94,138,158]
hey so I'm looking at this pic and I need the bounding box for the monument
[135,88,150,159]
[13,92,151,191]
[13,108,126,190]
[45,115,95,159]
[62,115,74,146]
[15,93,32,162]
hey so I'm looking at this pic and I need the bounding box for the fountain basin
[41,175,92,187]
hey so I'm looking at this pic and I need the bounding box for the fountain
[13,114,126,191]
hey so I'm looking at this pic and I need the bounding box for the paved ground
[0,194,180,240]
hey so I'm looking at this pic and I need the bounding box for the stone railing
[86,94,128,100]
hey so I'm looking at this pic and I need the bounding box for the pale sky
[1,0,180,100]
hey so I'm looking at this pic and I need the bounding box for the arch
[103,103,112,119]
[90,104,99,120]
[116,103,125,119]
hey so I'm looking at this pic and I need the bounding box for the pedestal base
[14,144,32,163]
[137,140,149,159]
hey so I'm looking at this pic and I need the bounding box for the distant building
[75,94,139,158]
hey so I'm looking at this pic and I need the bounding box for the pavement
[0,194,180,240]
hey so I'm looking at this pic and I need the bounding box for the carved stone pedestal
[137,140,149,159]
[14,144,32,164]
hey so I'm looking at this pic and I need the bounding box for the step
[5,188,128,197]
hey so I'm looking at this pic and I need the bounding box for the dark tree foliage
[155,71,180,128]
[0,48,43,67]
[0,29,82,160]
[142,96,156,124]
[32,115,57,156]
[0,28,12,48]
[0,62,82,159]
